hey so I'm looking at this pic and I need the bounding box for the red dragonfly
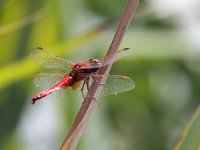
[30,47,135,104]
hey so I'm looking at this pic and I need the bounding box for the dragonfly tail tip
[32,98,37,104]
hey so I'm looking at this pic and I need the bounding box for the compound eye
[94,59,98,63]
[89,59,95,62]
[73,64,79,69]
[89,59,100,66]
[92,59,98,63]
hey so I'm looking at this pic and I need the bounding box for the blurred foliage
[85,0,126,17]
[174,106,200,150]
[0,0,200,150]
[85,0,174,29]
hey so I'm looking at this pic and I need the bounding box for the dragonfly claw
[32,98,37,104]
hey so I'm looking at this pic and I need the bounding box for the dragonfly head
[89,59,100,65]
[71,59,101,76]
[88,59,101,70]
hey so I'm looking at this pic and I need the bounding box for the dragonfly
[30,47,135,104]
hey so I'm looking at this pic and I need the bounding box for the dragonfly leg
[84,76,92,97]
[86,76,90,91]
[91,74,104,86]
[83,76,100,106]
[81,78,87,100]
[81,77,93,101]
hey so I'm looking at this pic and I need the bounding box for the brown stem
[59,0,139,149]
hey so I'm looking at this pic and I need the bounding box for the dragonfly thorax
[68,59,100,81]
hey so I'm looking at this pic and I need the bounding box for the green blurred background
[0,0,200,150]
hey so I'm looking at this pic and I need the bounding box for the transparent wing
[75,74,135,97]
[34,72,66,96]
[34,72,65,90]
[30,47,73,70]
[80,48,131,69]
[112,48,131,62]
[53,88,63,97]
[100,75,135,97]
